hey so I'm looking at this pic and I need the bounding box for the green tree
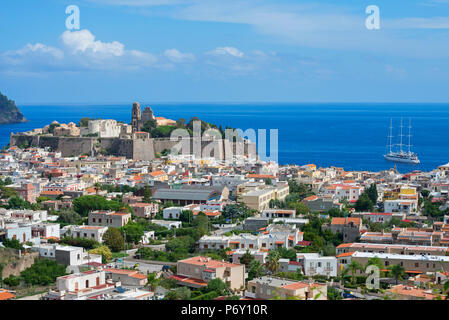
[89,245,113,264]
[365,183,378,205]
[119,222,144,244]
[179,210,194,223]
[239,250,255,268]
[103,227,125,252]
[205,278,229,296]
[266,251,281,274]
[389,264,405,285]
[345,260,363,284]
[2,238,24,251]
[146,272,161,291]
[72,195,123,216]
[142,186,152,203]
[248,260,264,280]
[355,193,374,212]
[141,119,157,133]
[8,196,31,209]
[165,287,191,300]
[57,210,82,225]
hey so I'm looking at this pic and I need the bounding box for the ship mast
[407,118,412,154]
[388,118,393,154]
[399,117,404,153]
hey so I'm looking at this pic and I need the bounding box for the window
[385,261,390,266]
[93,218,96,223]
[415,263,419,267]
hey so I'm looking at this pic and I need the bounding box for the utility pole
[123,230,126,269]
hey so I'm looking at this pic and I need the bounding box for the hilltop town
[1,131,449,301]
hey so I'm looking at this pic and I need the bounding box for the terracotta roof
[336,252,355,258]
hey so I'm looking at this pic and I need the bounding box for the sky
[1,0,449,104]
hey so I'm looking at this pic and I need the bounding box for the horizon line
[17,101,449,106]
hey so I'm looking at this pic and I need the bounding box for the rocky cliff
[0,92,27,124]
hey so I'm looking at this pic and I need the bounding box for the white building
[85,119,121,138]
[297,253,337,277]
[62,225,109,243]
[384,199,418,214]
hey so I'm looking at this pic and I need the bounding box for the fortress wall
[10,134,258,161]
[152,138,180,154]
[38,136,61,151]
[10,134,36,148]
[57,137,95,157]
[100,138,133,158]
[133,138,155,161]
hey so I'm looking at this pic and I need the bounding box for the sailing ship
[384,118,420,164]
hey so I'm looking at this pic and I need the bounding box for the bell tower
[131,102,141,133]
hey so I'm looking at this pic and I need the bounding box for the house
[324,217,362,243]
[297,253,337,277]
[261,209,295,219]
[31,223,60,239]
[129,203,159,219]
[230,249,268,265]
[163,206,185,220]
[88,211,131,228]
[3,223,32,243]
[152,186,229,205]
[245,276,327,300]
[302,195,342,213]
[46,269,115,300]
[238,183,289,212]
[323,184,363,202]
[173,256,246,291]
[0,289,16,301]
[345,251,449,275]
[336,242,449,257]
[62,225,108,243]
[150,219,182,229]
[198,224,303,251]
[104,268,148,287]
[351,212,405,223]
[387,284,436,300]
[33,244,102,266]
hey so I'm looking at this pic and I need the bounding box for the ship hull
[384,154,420,164]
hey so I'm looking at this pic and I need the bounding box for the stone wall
[0,249,39,279]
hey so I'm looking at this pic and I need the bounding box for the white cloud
[164,49,195,62]
[14,43,64,60]
[210,47,244,58]
[61,30,125,56]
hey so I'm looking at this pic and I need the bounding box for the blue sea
[2,103,449,173]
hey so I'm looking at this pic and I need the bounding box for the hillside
[0,92,27,124]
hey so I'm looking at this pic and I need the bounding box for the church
[131,102,176,133]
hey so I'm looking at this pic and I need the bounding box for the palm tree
[94,182,101,195]
[345,260,363,284]
[265,251,281,274]
[249,260,264,279]
[389,264,405,285]
[146,272,161,291]
[366,256,384,276]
